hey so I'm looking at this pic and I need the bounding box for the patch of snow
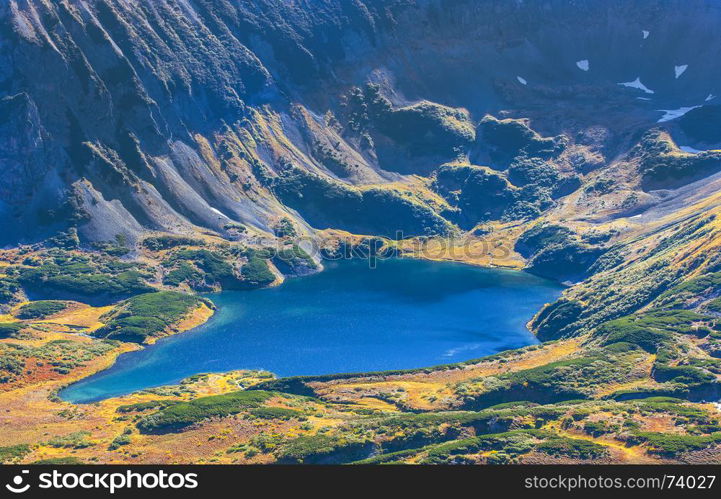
[636,97,652,101]
[209,207,226,218]
[714,401,721,412]
[680,145,703,154]
[516,76,527,85]
[576,59,589,71]
[674,64,688,79]
[618,77,655,94]
[656,105,700,123]
[642,30,650,39]
[706,94,716,102]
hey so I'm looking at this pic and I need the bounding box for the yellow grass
[312,337,585,410]
[36,303,113,332]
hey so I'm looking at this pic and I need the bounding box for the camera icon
[5,470,30,494]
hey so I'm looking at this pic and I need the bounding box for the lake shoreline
[59,258,562,404]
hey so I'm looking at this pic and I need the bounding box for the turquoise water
[60,259,562,403]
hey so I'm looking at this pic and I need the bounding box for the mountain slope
[3,0,721,249]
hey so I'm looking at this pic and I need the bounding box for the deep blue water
[60,259,562,403]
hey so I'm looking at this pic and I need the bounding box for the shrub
[18,263,152,302]
[137,390,275,433]
[142,236,203,251]
[515,224,573,258]
[240,256,275,287]
[32,457,83,465]
[116,400,177,413]
[15,301,67,319]
[249,407,302,420]
[599,322,670,354]
[163,262,202,287]
[0,444,30,463]
[629,432,721,457]
[536,436,608,459]
[274,218,297,238]
[95,292,206,343]
[273,167,452,238]
[276,434,371,464]
[0,322,22,339]
[46,431,93,449]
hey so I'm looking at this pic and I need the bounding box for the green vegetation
[90,234,131,256]
[635,130,721,189]
[657,271,721,306]
[0,355,24,382]
[137,390,275,433]
[276,434,371,464]
[460,347,650,410]
[15,300,67,319]
[530,299,584,341]
[169,250,235,287]
[16,251,152,303]
[116,400,178,413]
[479,115,564,164]
[239,253,276,287]
[163,262,203,287]
[629,432,721,457]
[108,429,133,450]
[433,165,516,229]
[95,291,207,343]
[274,218,297,238]
[45,229,80,250]
[515,224,603,280]
[274,167,452,238]
[0,275,21,306]
[376,100,475,155]
[355,427,607,465]
[0,338,118,382]
[142,235,204,251]
[32,457,84,465]
[527,241,603,281]
[516,224,573,258]
[0,444,30,463]
[0,322,22,339]
[536,436,608,459]
[46,431,93,449]
[249,407,302,420]
[162,248,275,290]
[272,245,317,275]
[344,84,474,167]
[599,320,671,353]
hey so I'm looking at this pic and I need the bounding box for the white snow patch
[618,77,654,94]
[636,97,652,101]
[656,106,700,123]
[674,64,688,79]
[516,76,527,85]
[706,94,716,102]
[680,145,703,154]
[576,59,589,71]
[642,30,650,39]
[209,207,227,218]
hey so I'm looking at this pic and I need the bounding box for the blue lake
[60,258,562,403]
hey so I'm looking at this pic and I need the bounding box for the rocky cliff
[2,0,721,252]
